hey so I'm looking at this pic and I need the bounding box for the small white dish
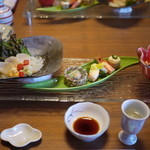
[0,123,42,147]
[64,102,110,142]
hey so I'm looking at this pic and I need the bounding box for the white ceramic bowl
[64,102,110,142]
[0,123,42,147]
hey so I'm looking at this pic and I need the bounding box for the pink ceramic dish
[38,0,54,7]
[137,45,150,79]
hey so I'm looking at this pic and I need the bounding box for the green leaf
[23,56,139,91]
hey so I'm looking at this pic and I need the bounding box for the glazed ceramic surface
[118,99,150,145]
[137,45,150,79]
[1,35,63,83]
[0,123,42,147]
[64,102,110,142]
[0,0,13,25]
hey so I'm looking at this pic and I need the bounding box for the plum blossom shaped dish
[137,45,150,79]
[0,123,42,147]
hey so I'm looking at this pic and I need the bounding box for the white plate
[0,123,42,147]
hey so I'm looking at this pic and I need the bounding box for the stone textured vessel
[0,0,13,25]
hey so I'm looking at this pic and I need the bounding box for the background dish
[36,0,99,13]
[107,0,144,8]
[23,56,139,91]
[107,0,145,14]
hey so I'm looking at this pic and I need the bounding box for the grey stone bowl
[16,36,63,83]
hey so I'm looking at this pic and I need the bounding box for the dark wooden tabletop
[0,0,150,149]
[0,101,149,150]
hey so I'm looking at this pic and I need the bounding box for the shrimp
[70,0,82,9]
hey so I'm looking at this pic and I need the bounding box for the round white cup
[118,99,150,145]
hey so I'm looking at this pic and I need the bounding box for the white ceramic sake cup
[118,99,150,145]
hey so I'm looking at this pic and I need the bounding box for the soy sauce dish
[64,102,110,142]
[0,123,42,147]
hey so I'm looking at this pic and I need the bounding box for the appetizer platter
[36,0,146,13]
[0,34,63,83]
[23,56,139,91]
[36,0,99,13]
[24,0,150,22]
[0,33,139,92]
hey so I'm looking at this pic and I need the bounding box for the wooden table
[13,1,150,59]
[0,101,149,150]
[0,0,150,149]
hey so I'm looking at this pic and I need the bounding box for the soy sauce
[73,117,100,135]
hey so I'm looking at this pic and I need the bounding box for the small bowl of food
[64,66,88,87]
[108,0,144,14]
[0,123,42,147]
[137,45,150,79]
[64,102,110,142]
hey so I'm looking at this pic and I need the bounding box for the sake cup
[118,99,150,145]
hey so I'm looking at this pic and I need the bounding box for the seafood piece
[64,66,88,87]
[88,63,103,82]
[0,53,44,79]
[88,69,99,81]
[95,56,115,74]
[70,0,82,8]
[28,56,44,74]
[108,55,121,69]
[101,60,115,74]
[61,0,70,9]
[5,56,20,67]
[16,53,31,63]
[61,0,82,9]
[70,0,78,5]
